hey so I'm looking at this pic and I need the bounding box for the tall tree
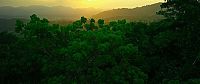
[154,0,200,82]
[90,18,95,23]
[15,20,24,33]
[158,0,200,22]
[98,19,105,28]
[81,16,87,24]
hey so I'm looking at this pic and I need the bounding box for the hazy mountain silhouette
[0,18,16,32]
[0,3,164,32]
[0,5,102,20]
[0,5,103,32]
[0,18,28,32]
[93,3,164,22]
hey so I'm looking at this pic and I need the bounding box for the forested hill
[1,0,200,83]
[0,6,101,20]
[93,3,164,22]
[0,6,101,32]
[0,3,164,32]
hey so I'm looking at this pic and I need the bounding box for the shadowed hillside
[0,3,165,32]
[93,3,164,22]
[0,6,102,20]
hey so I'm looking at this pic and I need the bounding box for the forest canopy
[0,0,200,84]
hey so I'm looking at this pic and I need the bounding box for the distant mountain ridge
[0,6,102,32]
[93,3,164,22]
[0,5,102,20]
[0,3,164,32]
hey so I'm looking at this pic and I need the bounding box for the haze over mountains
[93,3,163,22]
[0,3,163,20]
[0,6,102,20]
[0,6,102,32]
[0,2,163,32]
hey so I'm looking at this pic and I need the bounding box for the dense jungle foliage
[0,0,200,84]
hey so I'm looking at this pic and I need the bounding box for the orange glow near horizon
[0,0,164,9]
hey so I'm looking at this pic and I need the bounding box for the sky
[0,0,164,9]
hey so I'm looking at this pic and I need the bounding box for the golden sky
[0,0,164,9]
